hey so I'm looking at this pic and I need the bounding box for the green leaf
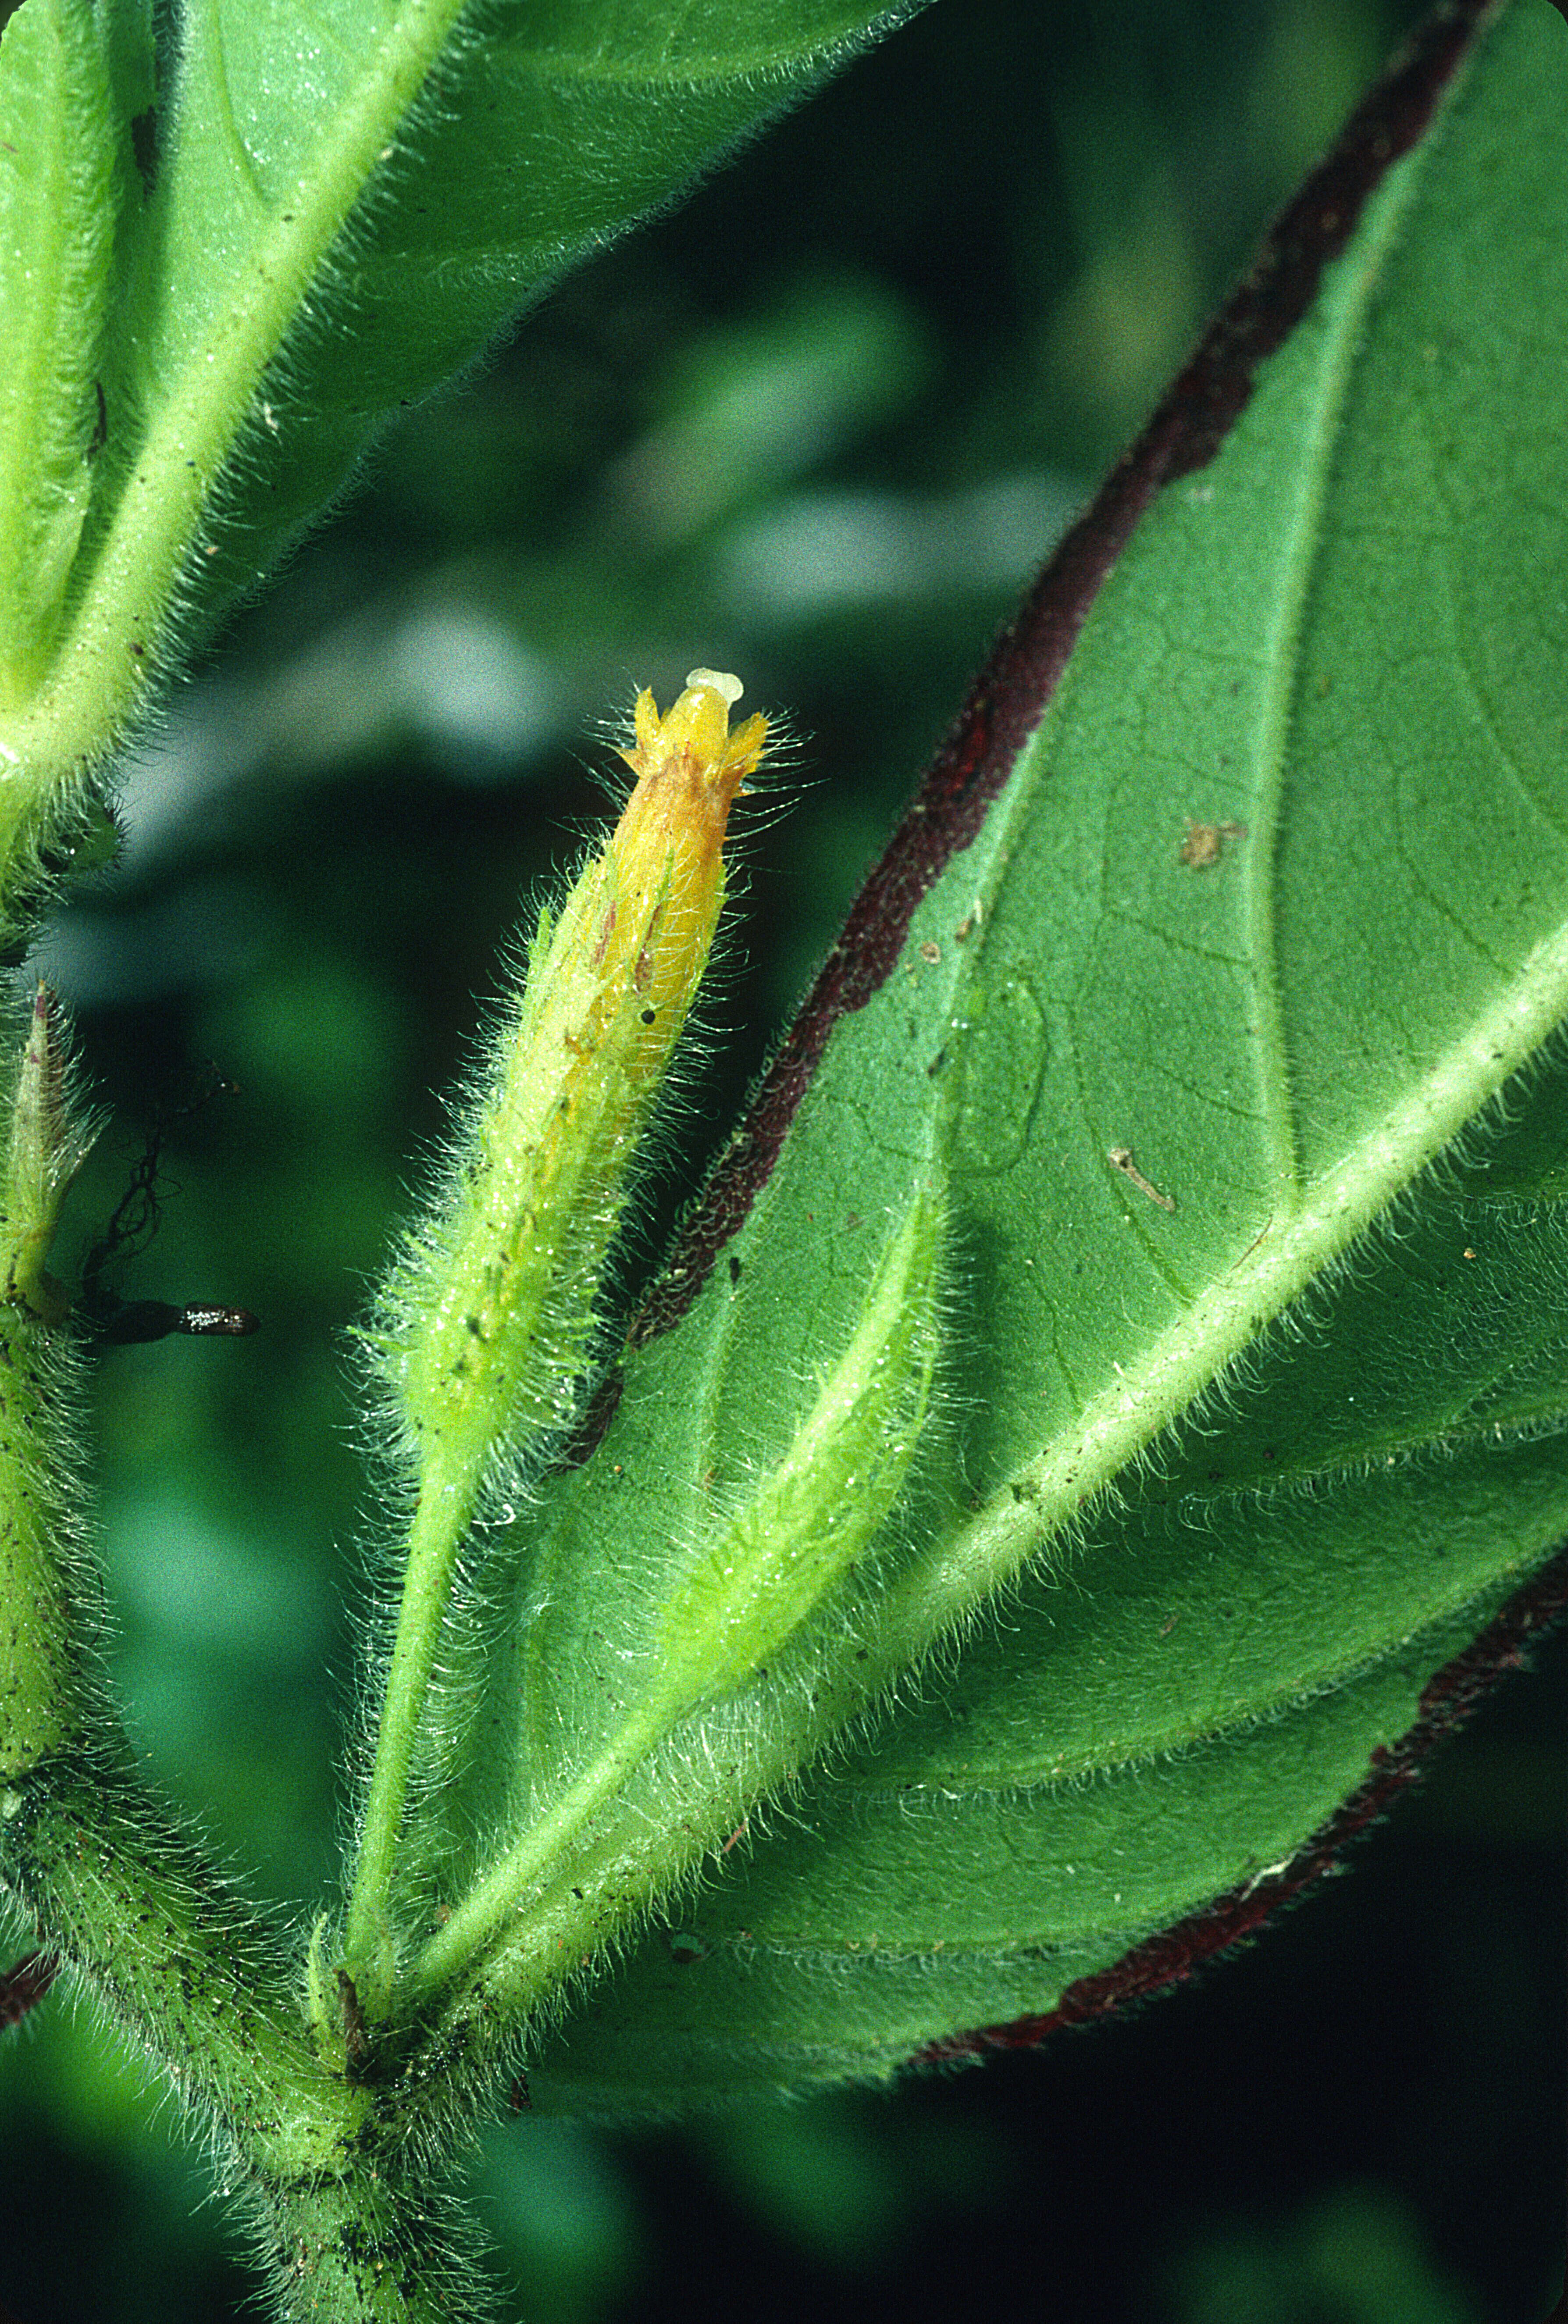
[0,0,927,901]
[431,0,1568,2102]
[524,1094,1568,2101]
[113,0,931,629]
[0,0,120,701]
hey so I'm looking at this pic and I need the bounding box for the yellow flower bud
[526,668,767,1158]
[377,671,767,1508]
[616,669,766,946]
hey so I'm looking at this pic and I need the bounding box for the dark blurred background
[3,1,1564,2317]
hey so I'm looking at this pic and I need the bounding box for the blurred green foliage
[1160,2185,1487,2324]
[2,2,1561,2320]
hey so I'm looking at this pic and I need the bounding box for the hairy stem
[251,2164,502,2324]
[342,1448,477,1999]
[0,1751,493,2322]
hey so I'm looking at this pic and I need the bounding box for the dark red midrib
[629,0,1497,1354]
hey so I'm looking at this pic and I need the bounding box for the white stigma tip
[685,668,743,705]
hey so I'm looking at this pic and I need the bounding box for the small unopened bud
[657,1183,944,1707]
[3,985,95,1326]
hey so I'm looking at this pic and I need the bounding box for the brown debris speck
[1180,818,1247,870]
[1108,1146,1176,1213]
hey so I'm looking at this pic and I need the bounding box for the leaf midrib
[894,913,1568,1641]
[849,117,1568,1687]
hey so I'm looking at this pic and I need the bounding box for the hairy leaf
[0,0,119,702]
[0,0,927,874]
[121,0,930,626]
[444,0,1568,2104]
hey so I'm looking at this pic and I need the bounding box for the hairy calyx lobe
[657,1184,945,1708]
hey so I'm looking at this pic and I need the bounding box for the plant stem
[343,1448,475,1998]
[0,1291,94,1772]
[251,2164,502,2324]
[0,1750,493,2322]
[0,1751,363,2166]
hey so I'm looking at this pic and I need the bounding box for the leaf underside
[154,0,930,626]
[488,0,1568,2110]
[16,0,928,679]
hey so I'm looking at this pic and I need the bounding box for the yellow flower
[606,667,768,1038]
[380,670,769,1501]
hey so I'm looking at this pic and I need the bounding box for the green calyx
[658,1181,945,1708]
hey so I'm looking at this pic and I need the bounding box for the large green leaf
[525,1092,1568,2103]
[109,0,931,624]
[0,0,927,866]
[410,0,1568,2103]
